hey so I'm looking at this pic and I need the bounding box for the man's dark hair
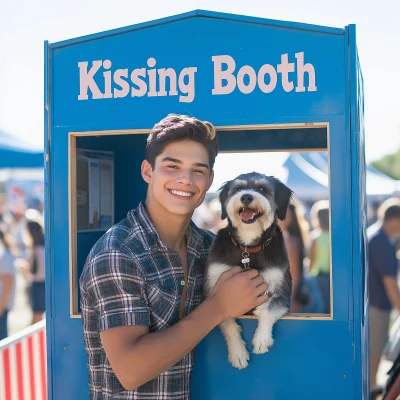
[145,114,219,170]
[378,198,400,222]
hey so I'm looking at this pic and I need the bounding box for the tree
[371,149,400,180]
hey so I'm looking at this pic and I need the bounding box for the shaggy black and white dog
[204,172,293,369]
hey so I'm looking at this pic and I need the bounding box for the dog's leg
[252,267,290,354]
[204,262,231,295]
[220,318,249,369]
[252,304,288,354]
[205,263,249,369]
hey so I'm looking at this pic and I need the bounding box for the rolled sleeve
[82,250,150,330]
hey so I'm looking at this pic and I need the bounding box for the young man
[79,114,269,399]
[368,198,400,390]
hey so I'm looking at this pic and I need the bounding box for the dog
[204,172,293,369]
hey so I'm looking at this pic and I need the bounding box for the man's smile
[168,189,195,198]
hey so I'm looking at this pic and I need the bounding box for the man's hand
[210,266,269,320]
[99,267,267,391]
[0,303,6,317]
[99,267,268,391]
[0,273,13,318]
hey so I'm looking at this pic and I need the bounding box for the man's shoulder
[191,224,215,249]
[93,218,130,252]
[79,213,147,288]
[86,212,146,263]
[368,226,390,250]
[200,228,216,245]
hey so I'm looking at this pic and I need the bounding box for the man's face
[390,217,400,238]
[142,140,214,217]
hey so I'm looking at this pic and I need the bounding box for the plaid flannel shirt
[79,202,214,399]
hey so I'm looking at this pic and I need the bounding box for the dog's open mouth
[239,207,263,224]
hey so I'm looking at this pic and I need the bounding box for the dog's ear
[218,181,231,220]
[270,177,293,221]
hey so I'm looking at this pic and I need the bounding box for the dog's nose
[240,193,253,205]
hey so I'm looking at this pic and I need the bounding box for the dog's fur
[204,172,293,369]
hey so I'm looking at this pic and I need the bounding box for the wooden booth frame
[68,122,333,321]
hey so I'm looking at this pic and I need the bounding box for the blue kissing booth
[44,10,368,399]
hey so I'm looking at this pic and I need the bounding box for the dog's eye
[259,187,264,192]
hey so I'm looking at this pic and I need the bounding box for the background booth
[45,10,367,399]
[0,129,44,213]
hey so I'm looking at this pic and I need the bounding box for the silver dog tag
[241,257,250,264]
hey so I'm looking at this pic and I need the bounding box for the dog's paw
[252,332,274,354]
[228,342,250,369]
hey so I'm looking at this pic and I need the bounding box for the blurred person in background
[19,219,46,324]
[25,208,44,226]
[309,200,331,315]
[192,198,227,233]
[0,194,6,224]
[368,198,400,391]
[278,201,323,313]
[0,195,15,228]
[8,206,29,259]
[0,228,17,340]
[205,197,227,234]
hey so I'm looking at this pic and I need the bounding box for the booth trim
[68,122,333,321]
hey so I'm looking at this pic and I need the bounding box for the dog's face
[219,172,292,244]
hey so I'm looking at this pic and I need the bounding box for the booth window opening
[69,123,332,320]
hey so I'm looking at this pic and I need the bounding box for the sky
[0,0,399,162]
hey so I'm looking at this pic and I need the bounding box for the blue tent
[0,129,43,168]
[282,152,329,200]
[282,152,399,199]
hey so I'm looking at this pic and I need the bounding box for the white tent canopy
[209,151,399,199]
[0,168,44,183]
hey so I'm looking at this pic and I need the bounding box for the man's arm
[0,273,14,316]
[382,276,400,311]
[100,267,268,390]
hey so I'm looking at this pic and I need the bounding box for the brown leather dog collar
[230,236,267,253]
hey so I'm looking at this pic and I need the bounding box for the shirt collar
[130,202,205,255]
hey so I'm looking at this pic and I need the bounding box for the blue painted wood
[49,10,344,50]
[192,320,354,400]
[347,25,369,398]
[217,128,328,151]
[44,40,55,400]
[51,17,345,130]
[45,11,366,399]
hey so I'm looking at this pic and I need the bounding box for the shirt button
[180,280,185,286]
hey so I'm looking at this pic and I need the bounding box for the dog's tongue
[240,208,256,221]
